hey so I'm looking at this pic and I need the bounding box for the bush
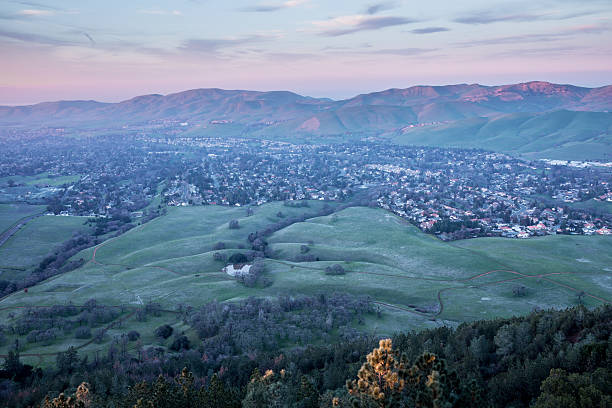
[213,252,227,262]
[228,253,248,264]
[74,326,91,339]
[325,264,346,275]
[170,335,190,351]
[93,328,105,343]
[155,324,173,339]
[127,330,140,341]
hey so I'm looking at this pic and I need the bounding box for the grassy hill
[0,203,609,365]
[0,203,45,233]
[391,110,612,160]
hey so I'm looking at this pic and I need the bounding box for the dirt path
[91,227,183,277]
[266,258,610,319]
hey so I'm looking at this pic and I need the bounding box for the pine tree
[346,339,408,408]
[297,375,319,408]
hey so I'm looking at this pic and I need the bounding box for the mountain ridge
[1,81,610,124]
[1,81,610,160]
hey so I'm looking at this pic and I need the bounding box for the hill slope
[0,204,609,364]
[391,110,612,160]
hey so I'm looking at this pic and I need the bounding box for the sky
[0,0,611,105]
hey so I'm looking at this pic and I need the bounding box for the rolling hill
[391,110,612,160]
[0,203,610,365]
[1,81,611,159]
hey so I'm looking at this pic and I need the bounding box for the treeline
[0,303,609,407]
[0,207,166,299]
[0,300,131,348]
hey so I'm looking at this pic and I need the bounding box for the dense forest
[1,302,610,407]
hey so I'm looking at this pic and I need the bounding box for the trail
[266,258,610,319]
[91,225,183,277]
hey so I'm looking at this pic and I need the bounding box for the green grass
[0,173,81,187]
[391,110,612,161]
[567,199,612,215]
[0,215,91,272]
[0,203,45,233]
[0,203,610,363]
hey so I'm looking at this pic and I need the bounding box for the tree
[346,339,408,407]
[347,339,472,408]
[42,382,90,408]
[202,374,241,408]
[533,368,611,408]
[227,252,248,264]
[170,335,190,351]
[213,252,227,262]
[325,264,346,275]
[297,375,319,408]
[154,324,173,339]
[56,346,78,374]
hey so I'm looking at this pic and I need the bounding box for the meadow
[0,173,81,188]
[0,202,610,365]
[0,203,45,233]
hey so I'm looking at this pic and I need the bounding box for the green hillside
[1,203,609,365]
[0,203,45,233]
[391,110,612,160]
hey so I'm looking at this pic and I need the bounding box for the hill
[1,81,611,160]
[0,203,609,366]
[391,110,612,160]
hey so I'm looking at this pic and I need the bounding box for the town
[2,132,609,241]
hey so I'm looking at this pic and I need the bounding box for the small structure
[223,263,251,277]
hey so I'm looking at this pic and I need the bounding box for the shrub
[155,324,174,339]
[127,330,140,341]
[74,326,91,339]
[228,253,248,264]
[213,252,227,262]
[170,335,190,351]
[325,264,346,275]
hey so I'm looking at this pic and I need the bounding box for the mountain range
[1,81,611,160]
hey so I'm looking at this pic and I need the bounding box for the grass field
[0,203,45,233]
[0,173,81,187]
[0,203,610,365]
[0,215,92,281]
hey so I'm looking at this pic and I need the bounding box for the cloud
[179,35,271,53]
[410,27,450,34]
[12,1,61,10]
[365,1,397,15]
[18,9,54,16]
[240,0,308,12]
[368,47,437,56]
[454,24,611,47]
[454,9,598,24]
[315,15,418,37]
[0,29,77,46]
[139,9,182,16]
